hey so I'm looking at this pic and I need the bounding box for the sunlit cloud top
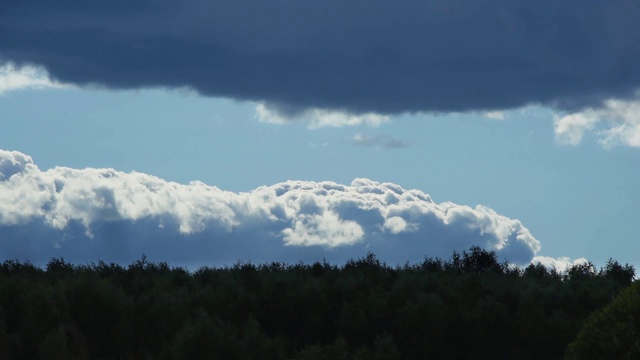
[0,149,541,267]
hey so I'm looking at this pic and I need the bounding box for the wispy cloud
[483,111,506,120]
[554,96,640,148]
[256,103,388,129]
[0,149,540,267]
[0,63,69,94]
[350,134,411,149]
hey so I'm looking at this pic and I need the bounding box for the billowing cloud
[2,1,639,115]
[351,134,411,149]
[0,150,35,181]
[0,150,541,267]
[554,97,640,148]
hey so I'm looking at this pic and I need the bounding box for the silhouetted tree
[0,248,634,360]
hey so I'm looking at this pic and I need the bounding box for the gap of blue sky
[2,0,640,270]
[1,78,639,270]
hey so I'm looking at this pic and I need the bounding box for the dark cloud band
[2,0,639,114]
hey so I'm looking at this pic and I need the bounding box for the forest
[0,246,636,360]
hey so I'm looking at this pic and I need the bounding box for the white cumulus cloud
[0,149,542,267]
[383,216,413,234]
[0,150,36,181]
[554,97,640,148]
[531,256,590,273]
[0,63,69,94]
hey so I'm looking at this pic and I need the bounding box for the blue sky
[1,1,639,270]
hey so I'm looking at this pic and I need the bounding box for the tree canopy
[0,247,634,360]
[565,265,640,360]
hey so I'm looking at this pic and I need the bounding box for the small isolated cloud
[351,134,411,149]
[256,102,388,129]
[0,63,68,94]
[483,111,506,120]
[554,97,640,148]
[0,150,541,267]
[531,256,589,273]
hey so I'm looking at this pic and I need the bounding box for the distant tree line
[0,246,635,360]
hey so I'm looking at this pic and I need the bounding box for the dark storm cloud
[2,0,639,114]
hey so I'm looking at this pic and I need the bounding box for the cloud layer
[0,150,540,267]
[2,1,639,115]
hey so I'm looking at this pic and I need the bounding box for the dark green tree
[565,281,640,359]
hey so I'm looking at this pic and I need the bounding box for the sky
[1,1,639,270]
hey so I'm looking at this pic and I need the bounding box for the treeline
[0,247,635,360]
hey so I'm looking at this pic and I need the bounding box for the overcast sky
[1,1,639,270]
